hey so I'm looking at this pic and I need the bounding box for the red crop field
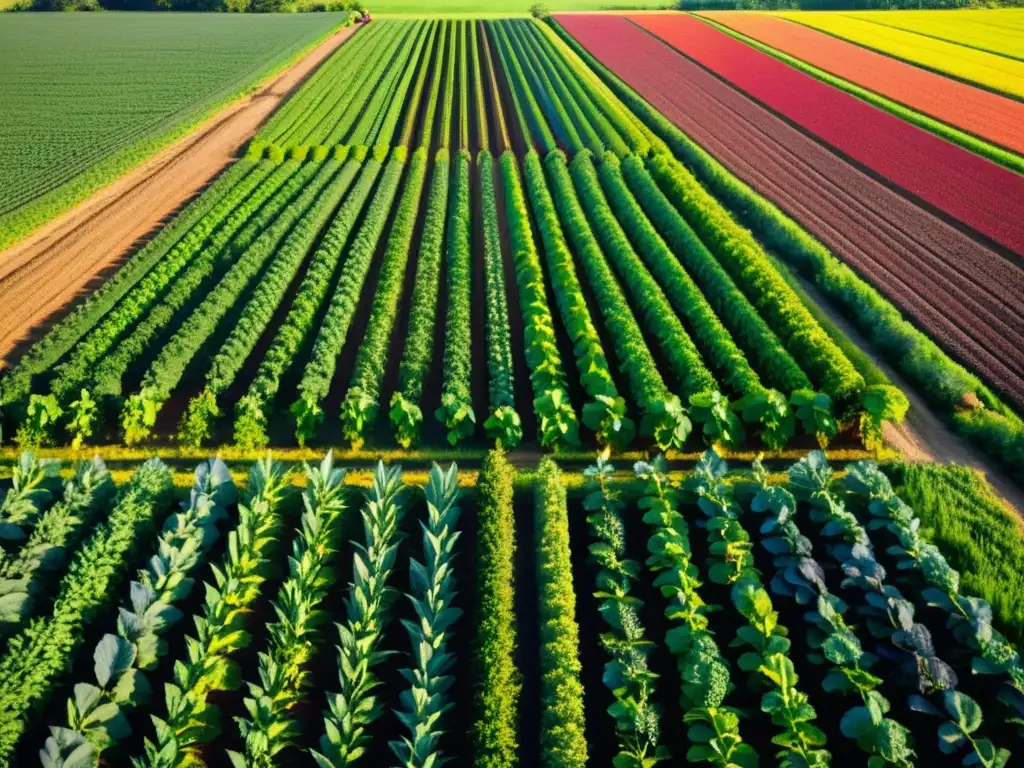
[555,13,1024,410]
[627,13,1024,257]
[703,12,1024,157]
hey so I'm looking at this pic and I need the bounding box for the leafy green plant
[389,463,463,766]
[636,457,756,768]
[909,691,1010,768]
[230,453,348,766]
[133,456,290,767]
[43,459,234,765]
[15,394,64,448]
[0,459,173,763]
[584,450,669,766]
[311,462,409,767]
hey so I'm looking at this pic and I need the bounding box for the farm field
[776,10,1024,98]
[0,12,348,252]
[1,9,1024,768]
[554,13,1024,447]
[1,18,905,460]
[832,9,1024,60]
[0,445,1022,766]
[699,11,1024,158]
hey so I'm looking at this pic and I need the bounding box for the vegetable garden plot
[555,13,1024,413]
[702,12,1024,157]
[3,16,918,455]
[0,443,1021,765]
[628,14,1024,258]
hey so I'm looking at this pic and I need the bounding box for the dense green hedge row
[470,22,489,153]
[534,458,588,767]
[500,151,579,449]
[392,151,450,448]
[471,448,521,768]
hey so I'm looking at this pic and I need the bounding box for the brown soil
[0,24,360,369]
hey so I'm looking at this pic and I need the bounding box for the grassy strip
[471,448,521,768]
[889,462,1024,648]
[697,14,1024,176]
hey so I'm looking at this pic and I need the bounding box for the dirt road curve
[0,23,358,368]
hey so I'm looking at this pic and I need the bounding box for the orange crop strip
[704,12,1024,157]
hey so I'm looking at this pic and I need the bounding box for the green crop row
[135,457,290,766]
[499,151,578,449]
[471,448,520,768]
[479,150,521,449]
[221,153,378,450]
[522,150,633,448]
[534,458,588,768]
[436,150,476,446]
[392,150,450,448]
[341,148,429,448]
[292,148,405,446]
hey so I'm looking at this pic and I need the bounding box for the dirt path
[0,24,359,369]
[795,275,1024,516]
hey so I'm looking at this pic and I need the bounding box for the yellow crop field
[843,9,1024,61]
[777,11,1024,98]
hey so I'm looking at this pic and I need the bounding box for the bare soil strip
[794,274,1024,518]
[0,24,359,369]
